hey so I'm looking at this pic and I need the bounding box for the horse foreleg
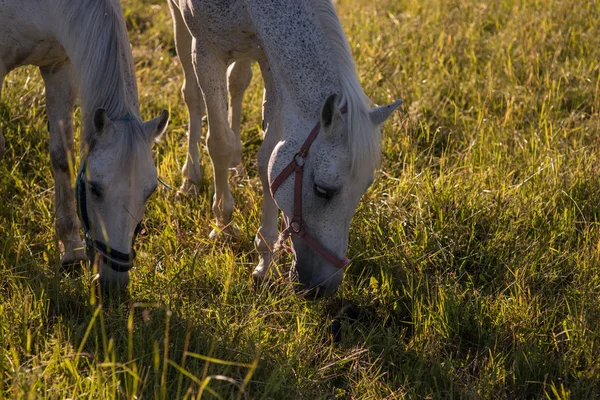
[41,63,86,268]
[227,59,252,173]
[169,1,206,194]
[253,60,283,281]
[193,48,238,240]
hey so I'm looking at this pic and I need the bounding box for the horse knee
[257,136,279,179]
[207,127,235,160]
[228,61,252,97]
[55,213,77,237]
[257,147,271,179]
[181,81,204,113]
[50,147,70,174]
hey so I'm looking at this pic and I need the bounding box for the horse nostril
[306,287,324,300]
[295,285,325,300]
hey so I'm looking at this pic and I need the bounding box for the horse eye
[90,183,103,198]
[314,184,334,200]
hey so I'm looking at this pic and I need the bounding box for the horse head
[77,108,168,291]
[269,94,401,297]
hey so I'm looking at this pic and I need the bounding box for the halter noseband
[76,162,141,273]
[270,105,350,269]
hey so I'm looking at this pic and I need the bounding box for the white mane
[312,0,381,174]
[56,0,141,141]
[55,0,145,160]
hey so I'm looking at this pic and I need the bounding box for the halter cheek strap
[76,163,140,273]
[270,104,350,269]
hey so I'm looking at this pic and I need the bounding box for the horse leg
[227,59,252,173]
[169,0,206,194]
[253,60,283,281]
[40,63,86,267]
[193,48,238,239]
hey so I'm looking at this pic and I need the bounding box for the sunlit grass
[2,0,600,398]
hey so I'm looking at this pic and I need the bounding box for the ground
[1,0,600,398]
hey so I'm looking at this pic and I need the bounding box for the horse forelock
[312,0,381,175]
[84,118,148,170]
[113,120,149,169]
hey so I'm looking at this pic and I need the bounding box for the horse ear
[369,99,403,126]
[93,108,110,134]
[321,93,342,138]
[144,110,169,143]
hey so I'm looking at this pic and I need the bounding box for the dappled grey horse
[0,0,169,289]
[169,0,401,296]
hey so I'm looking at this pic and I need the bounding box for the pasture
[1,0,600,397]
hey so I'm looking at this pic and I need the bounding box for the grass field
[2,0,600,398]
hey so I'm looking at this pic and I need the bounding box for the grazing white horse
[169,0,401,296]
[0,0,169,289]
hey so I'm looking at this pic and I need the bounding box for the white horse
[169,0,401,296]
[0,0,169,289]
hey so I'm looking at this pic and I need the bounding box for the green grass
[2,0,600,398]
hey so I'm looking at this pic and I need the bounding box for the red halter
[270,105,350,269]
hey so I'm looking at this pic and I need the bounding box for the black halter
[76,162,141,273]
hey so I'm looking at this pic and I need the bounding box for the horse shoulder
[0,0,67,71]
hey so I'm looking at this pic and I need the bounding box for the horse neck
[249,0,342,126]
[54,0,140,128]
[249,0,378,173]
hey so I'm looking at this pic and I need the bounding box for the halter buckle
[293,153,305,167]
[290,220,302,233]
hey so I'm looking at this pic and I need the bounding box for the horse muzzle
[76,162,140,275]
[289,242,345,299]
[88,248,131,291]
[85,238,136,273]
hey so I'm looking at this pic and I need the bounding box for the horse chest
[9,40,68,72]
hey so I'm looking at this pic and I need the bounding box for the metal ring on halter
[293,153,305,167]
[290,220,302,234]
